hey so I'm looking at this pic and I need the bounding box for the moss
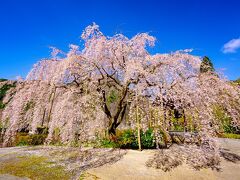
[0,155,71,180]
[221,133,240,139]
[79,172,100,180]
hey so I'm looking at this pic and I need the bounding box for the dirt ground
[86,138,240,180]
[0,138,239,180]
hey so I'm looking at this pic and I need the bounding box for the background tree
[200,56,214,73]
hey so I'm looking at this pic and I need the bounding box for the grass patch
[0,155,71,180]
[221,133,240,139]
[79,172,100,180]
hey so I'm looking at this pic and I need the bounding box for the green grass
[0,155,72,180]
[221,133,240,139]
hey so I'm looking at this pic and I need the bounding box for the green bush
[213,106,237,134]
[141,128,155,149]
[29,134,47,145]
[15,133,31,146]
[0,102,5,109]
[117,129,138,149]
[15,133,47,146]
[98,128,156,149]
[99,138,119,148]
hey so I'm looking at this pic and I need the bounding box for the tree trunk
[136,96,141,151]
[183,109,187,132]
[108,124,116,137]
[47,86,56,125]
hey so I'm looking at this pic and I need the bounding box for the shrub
[117,129,138,149]
[98,128,156,149]
[99,138,119,148]
[0,102,5,109]
[15,133,30,146]
[29,134,47,145]
[213,105,237,134]
[15,132,47,146]
[50,127,62,145]
[141,128,155,149]
[36,126,48,134]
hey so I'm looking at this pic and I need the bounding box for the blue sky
[0,0,240,80]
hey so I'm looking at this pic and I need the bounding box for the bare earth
[86,138,240,180]
[0,138,239,180]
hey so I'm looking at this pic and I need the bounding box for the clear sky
[0,0,240,80]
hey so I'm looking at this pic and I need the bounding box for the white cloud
[222,37,240,53]
[175,48,194,53]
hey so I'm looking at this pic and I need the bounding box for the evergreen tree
[233,78,240,85]
[200,56,214,73]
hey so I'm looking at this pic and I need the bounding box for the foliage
[0,78,7,82]
[0,155,71,180]
[171,115,185,131]
[98,129,155,149]
[0,83,15,101]
[233,78,240,84]
[15,133,47,146]
[0,102,5,109]
[200,56,214,73]
[51,127,62,145]
[106,89,118,106]
[213,105,236,134]
[98,138,120,148]
[36,126,48,134]
[116,129,138,149]
[141,128,155,148]
[0,83,16,109]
